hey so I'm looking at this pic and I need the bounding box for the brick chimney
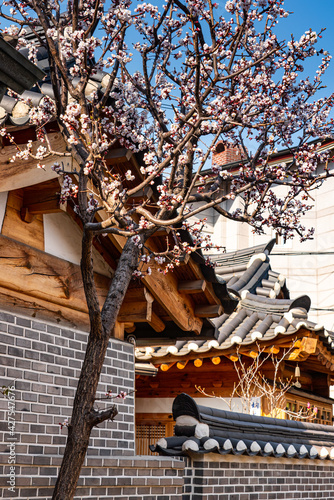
[212,141,246,166]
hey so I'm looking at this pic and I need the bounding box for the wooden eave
[0,126,234,339]
[0,189,226,339]
[145,329,322,366]
[135,341,334,401]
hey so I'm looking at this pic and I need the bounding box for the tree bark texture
[52,235,140,500]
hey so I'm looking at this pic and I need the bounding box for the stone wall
[183,454,334,500]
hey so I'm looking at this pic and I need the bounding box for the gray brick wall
[0,310,135,467]
[0,457,185,499]
[0,310,187,499]
[183,456,334,500]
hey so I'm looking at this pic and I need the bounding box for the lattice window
[136,424,167,455]
[135,413,174,455]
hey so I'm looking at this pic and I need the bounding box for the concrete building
[197,142,334,329]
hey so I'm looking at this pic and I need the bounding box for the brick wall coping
[151,394,334,461]
[187,451,334,466]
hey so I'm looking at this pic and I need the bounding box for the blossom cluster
[1,0,333,249]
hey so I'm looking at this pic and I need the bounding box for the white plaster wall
[43,212,113,277]
[135,396,260,414]
[210,160,334,329]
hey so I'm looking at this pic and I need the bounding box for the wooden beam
[0,132,68,192]
[160,362,175,372]
[113,321,124,340]
[142,263,203,334]
[118,300,152,323]
[211,356,221,365]
[194,358,203,368]
[243,350,260,359]
[93,199,203,334]
[105,148,133,164]
[20,179,66,222]
[118,286,166,331]
[148,311,165,333]
[0,234,161,335]
[186,256,223,306]
[194,304,223,318]
[0,235,109,314]
[0,283,90,330]
[178,280,206,294]
[2,190,45,251]
[227,353,239,362]
[21,197,64,217]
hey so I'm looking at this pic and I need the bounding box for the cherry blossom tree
[1,0,334,498]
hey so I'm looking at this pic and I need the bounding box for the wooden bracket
[20,179,65,223]
[117,286,166,332]
[288,337,318,361]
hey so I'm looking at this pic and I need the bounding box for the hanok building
[2,34,334,500]
[135,240,334,454]
[0,33,241,500]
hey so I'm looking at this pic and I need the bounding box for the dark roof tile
[136,240,332,362]
[150,394,334,460]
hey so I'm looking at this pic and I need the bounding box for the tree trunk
[52,235,140,500]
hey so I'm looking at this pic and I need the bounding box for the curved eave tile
[9,115,31,126]
[151,435,334,460]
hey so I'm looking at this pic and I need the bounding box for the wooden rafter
[178,280,206,294]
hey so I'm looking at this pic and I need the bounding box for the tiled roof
[0,41,109,127]
[150,394,334,460]
[135,240,334,362]
[0,35,45,100]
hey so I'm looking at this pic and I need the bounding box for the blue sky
[271,0,334,93]
[1,1,333,92]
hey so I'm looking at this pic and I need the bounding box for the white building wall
[44,212,113,278]
[200,161,334,329]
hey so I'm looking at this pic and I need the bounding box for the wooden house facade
[135,240,334,454]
